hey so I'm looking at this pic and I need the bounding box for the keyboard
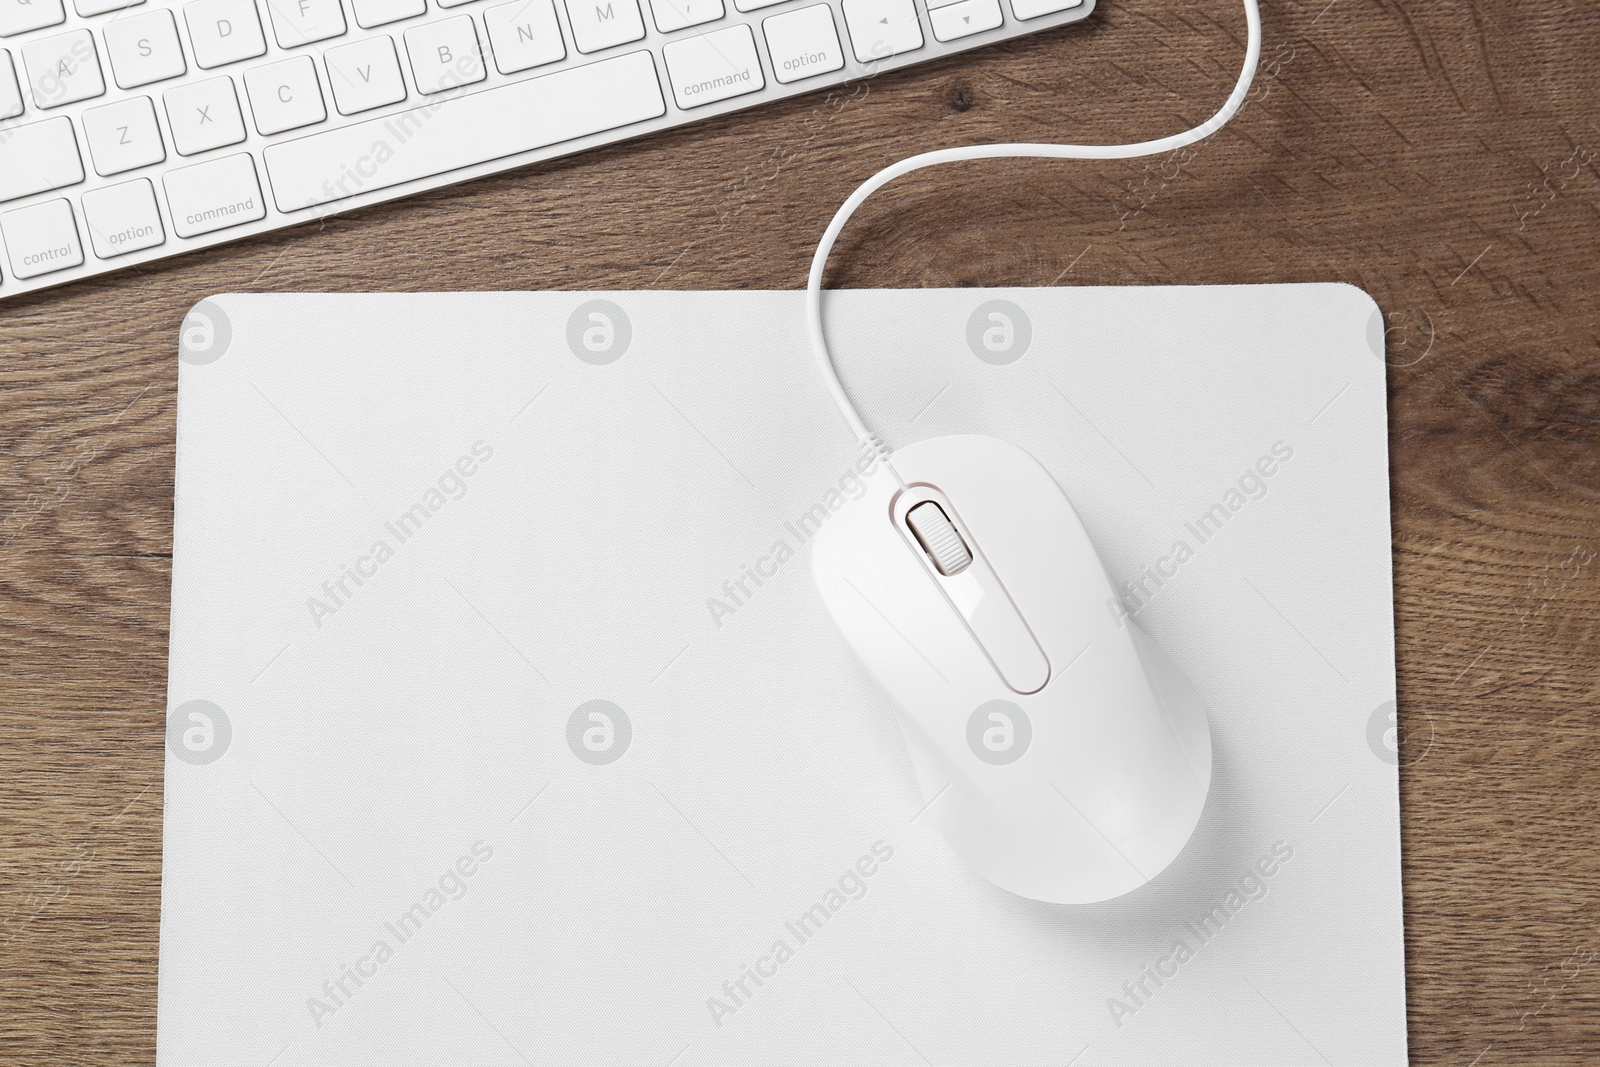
[0,0,1091,300]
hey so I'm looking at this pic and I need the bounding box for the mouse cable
[807,0,1263,467]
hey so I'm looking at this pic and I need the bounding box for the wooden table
[2,0,1597,1061]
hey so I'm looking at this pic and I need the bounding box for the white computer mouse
[812,434,1211,904]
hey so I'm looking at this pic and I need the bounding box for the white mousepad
[160,285,1405,1065]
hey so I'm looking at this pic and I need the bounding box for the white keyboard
[0,0,1091,299]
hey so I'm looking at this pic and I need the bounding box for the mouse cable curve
[806,0,1263,462]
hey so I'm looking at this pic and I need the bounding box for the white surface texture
[160,285,1406,1066]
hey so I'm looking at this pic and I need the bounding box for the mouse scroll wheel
[906,501,974,576]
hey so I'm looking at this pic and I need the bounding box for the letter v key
[324,36,407,114]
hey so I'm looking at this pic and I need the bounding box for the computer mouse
[811,434,1211,904]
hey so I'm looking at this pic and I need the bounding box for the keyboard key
[75,0,144,14]
[22,29,105,108]
[0,49,21,117]
[267,0,346,47]
[405,15,484,93]
[81,177,164,256]
[0,0,64,37]
[1009,0,1077,17]
[564,0,643,53]
[265,49,664,210]
[104,8,186,88]
[648,0,722,33]
[841,0,921,61]
[483,0,564,74]
[163,152,264,236]
[164,75,246,154]
[0,117,82,202]
[245,55,325,134]
[763,4,841,84]
[929,0,999,41]
[1,198,82,278]
[184,0,267,68]
[324,35,406,114]
[351,0,425,29]
[82,94,166,174]
[662,23,760,108]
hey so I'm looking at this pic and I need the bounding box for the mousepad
[159,285,1406,1065]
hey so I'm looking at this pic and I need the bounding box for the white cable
[807,0,1262,461]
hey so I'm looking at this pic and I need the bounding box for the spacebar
[264,50,666,212]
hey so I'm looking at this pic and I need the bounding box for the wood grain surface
[2,0,1598,1062]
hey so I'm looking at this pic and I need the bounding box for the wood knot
[946,85,976,113]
